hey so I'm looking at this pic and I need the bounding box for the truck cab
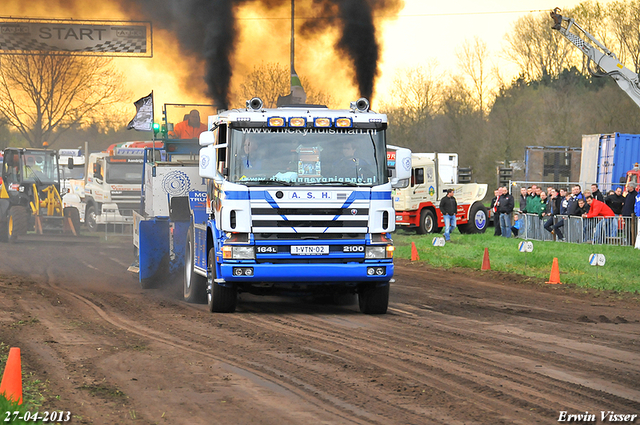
[189,97,412,314]
[77,149,144,231]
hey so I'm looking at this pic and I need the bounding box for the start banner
[0,18,152,57]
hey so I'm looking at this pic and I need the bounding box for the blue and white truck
[186,97,411,314]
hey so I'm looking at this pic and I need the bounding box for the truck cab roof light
[288,117,306,127]
[313,117,332,127]
[267,117,285,127]
[335,118,353,128]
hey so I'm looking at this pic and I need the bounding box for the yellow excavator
[0,148,80,242]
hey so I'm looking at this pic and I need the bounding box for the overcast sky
[375,0,590,103]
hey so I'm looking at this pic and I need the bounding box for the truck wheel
[184,230,206,303]
[358,283,389,314]
[85,205,98,232]
[8,206,29,243]
[207,247,237,313]
[462,203,489,234]
[417,209,437,234]
[63,207,81,235]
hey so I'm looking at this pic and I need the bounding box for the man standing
[490,189,502,236]
[591,184,604,202]
[622,182,638,217]
[518,186,528,213]
[497,186,515,238]
[605,187,625,215]
[439,189,457,242]
[543,189,559,236]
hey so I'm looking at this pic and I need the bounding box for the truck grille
[110,190,141,202]
[250,205,369,234]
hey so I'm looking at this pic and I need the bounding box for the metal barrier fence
[99,209,135,239]
[515,214,638,246]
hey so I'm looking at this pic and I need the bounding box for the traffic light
[152,122,160,135]
[458,167,472,184]
[498,167,513,187]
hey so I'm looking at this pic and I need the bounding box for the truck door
[409,167,425,208]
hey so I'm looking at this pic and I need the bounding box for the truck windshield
[229,127,387,186]
[105,161,143,184]
[22,151,59,185]
[60,164,85,180]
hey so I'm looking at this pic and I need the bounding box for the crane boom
[550,8,640,109]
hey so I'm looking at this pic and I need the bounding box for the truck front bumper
[219,261,393,284]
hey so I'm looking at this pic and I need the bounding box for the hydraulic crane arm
[551,8,640,109]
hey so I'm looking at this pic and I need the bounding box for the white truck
[393,153,488,234]
[58,148,85,197]
[63,148,144,231]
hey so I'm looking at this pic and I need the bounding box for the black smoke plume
[122,0,403,108]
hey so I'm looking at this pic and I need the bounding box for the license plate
[290,245,329,255]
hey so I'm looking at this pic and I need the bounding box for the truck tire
[63,207,81,235]
[184,229,207,303]
[207,247,237,313]
[459,203,488,234]
[8,206,29,243]
[85,205,98,232]
[417,209,438,234]
[358,283,389,314]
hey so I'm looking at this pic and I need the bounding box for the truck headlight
[365,246,385,259]
[222,246,255,259]
[365,245,394,259]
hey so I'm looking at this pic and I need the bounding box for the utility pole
[290,0,295,75]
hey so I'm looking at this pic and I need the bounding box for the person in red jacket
[583,196,616,244]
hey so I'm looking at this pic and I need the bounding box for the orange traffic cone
[411,242,420,261]
[0,347,22,405]
[546,257,562,284]
[481,247,491,271]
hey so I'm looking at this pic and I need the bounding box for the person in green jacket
[535,191,549,218]
[526,186,543,217]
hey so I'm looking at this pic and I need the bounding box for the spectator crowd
[489,181,640,245]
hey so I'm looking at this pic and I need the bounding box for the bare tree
[609,0,640,74]
[0,53,126,148]
[378,65,442,151]
[455,37,493,117]
[237,62,335,109]
[503,13,576,80]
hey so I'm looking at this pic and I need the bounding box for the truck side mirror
[199,130,215,146]
[390,147,412,189]
[68,157,74,170]
[199,144,223,182]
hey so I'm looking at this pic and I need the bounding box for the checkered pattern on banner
[0,34,147,54]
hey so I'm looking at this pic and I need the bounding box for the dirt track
[1,235,639,424]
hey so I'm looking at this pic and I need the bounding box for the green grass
[393,230,640,293]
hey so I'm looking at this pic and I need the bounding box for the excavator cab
[0,148,79,242]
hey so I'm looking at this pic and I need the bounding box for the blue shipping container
[597,133,640,188]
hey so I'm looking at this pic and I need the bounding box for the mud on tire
[207,247,237,313]
[8,206,29,243]
[184,229,207,303]
[358,283,389,314]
